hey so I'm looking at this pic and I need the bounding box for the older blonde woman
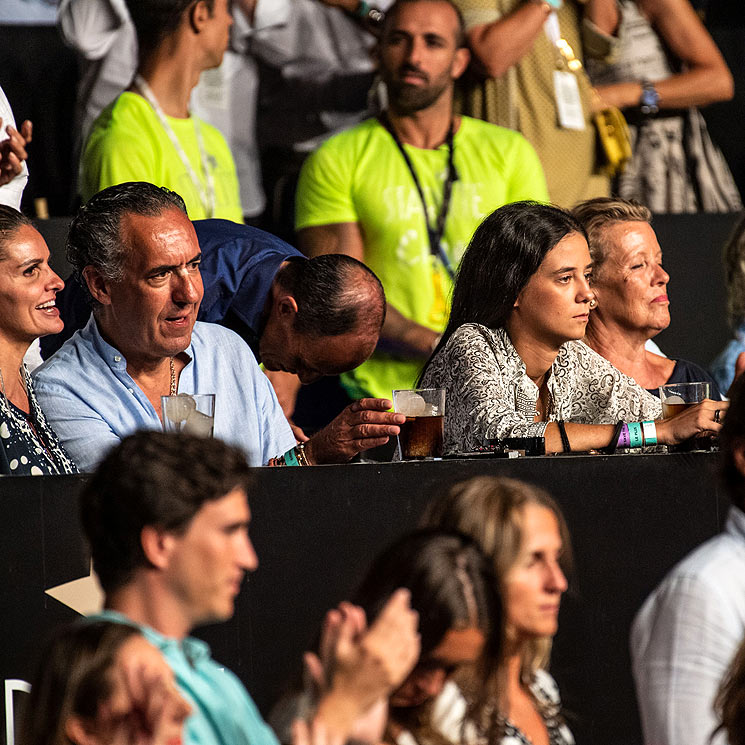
[574,197,723,400]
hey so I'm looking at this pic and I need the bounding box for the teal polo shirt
[94,611,280,745]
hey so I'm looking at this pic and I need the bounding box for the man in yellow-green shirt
[80,0,243,223]
[296,0,549,401]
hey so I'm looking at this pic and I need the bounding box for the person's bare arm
[298,223,440,357]
[464,3,552,79]
[584,0,620,37]
[594,0,733,110]
[264,369,307,441]
[547,399,727,453]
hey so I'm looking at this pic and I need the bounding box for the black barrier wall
[0,453,732,745]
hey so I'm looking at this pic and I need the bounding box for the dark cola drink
[398,415,444,459]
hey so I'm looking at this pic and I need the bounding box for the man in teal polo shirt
[82,430,419,745]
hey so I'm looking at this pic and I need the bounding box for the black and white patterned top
[395,670,573,745]
[420,324,661,453]
[501,670,574,745]
[0,367,78,476]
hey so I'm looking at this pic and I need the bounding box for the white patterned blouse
[420,323,661,453]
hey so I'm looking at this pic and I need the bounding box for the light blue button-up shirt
[93,610,280,745]
[32,317,295,471]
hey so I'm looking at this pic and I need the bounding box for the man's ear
[82,266,113,306]
[141,526,177,571]
[276,295,299,319]
[189,0,212,32]
[452,46,470,80]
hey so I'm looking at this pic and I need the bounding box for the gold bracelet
[295,442,311,466]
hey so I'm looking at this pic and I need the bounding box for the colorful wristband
[641,420,657,446]
[616,423,630,448]
[283,448,300,467]
[627,421,644,448]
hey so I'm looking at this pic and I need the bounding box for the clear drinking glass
[161,393,215,438]
[392,388,445,459]
[658,382,710,418]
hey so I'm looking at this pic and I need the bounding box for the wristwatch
[639,80,660,115]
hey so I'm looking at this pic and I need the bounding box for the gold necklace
[169,357,177,396]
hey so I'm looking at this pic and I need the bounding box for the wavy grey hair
[66,182,187,306]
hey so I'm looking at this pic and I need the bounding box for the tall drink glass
[659,382,710,451]
[393,388,445,459]
[161,393,215,437]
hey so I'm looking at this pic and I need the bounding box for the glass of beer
[161,393,215,437]
[393,388,445,459]
[659,382,712,451]
[658,382,710,418]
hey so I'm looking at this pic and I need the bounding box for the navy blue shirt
[646,358,723,400]
[40,219,303,359]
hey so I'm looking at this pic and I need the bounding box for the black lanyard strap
[379,113,459,279]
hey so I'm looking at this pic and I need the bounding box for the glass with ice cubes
[161,393,215,438]
[392,388,445,459]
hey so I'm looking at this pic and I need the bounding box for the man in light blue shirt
[32,182,295,470]
[82,430,419,745]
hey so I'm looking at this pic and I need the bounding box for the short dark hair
[20,620,141,745]
[382,0,467,48]
[67,181,187,306]
[0,204,32,261]
[81,431,253,594]
[126,0,216,60]
[721,375,745,510]
[275,255,386,337]
[420,201,585,382]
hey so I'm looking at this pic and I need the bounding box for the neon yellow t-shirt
[296,116,549,400]
[81,92,243,223]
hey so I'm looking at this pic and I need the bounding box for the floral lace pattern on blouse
[420,324,661,453]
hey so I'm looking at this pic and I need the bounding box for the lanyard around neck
[134,74,216,218]
[379,112,459,279]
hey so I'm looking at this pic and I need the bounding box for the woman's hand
[656,399,728,445]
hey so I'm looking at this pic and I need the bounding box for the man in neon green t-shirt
[296,0,549,401]
[80,0,243,223]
